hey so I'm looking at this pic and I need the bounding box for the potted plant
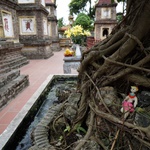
[64,25,91,57]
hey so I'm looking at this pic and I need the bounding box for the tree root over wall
[30,0,150,149]
[73,0,150,149]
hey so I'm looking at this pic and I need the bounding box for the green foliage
[69,0,88,15]
[69,0,95,20]
[64,125,71,133]
[57,17,65,29]
[116,13,123,22]
[75,123,87,134]
[73,13,94,31]
[71,34,87,45]
[88,6,95,20]
[58,135,63,141]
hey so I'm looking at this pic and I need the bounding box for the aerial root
[74,110,95,150]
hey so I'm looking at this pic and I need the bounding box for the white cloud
[116,2,123,13]
[56,0,71,24]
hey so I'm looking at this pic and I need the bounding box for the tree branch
[101,54,150,86]
[126,33,144,50]
[102,55,150,73]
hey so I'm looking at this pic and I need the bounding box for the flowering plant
[64,25,91,45]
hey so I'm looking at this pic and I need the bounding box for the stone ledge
[63,56,81,62]
[0,75,29,109]
[0,69,20,88]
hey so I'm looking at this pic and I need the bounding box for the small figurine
[121,86,138,119]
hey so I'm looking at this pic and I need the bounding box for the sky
[56,0,123,24]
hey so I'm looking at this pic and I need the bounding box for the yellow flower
[64,29,71,38]
[84,30,91,36]
[64,25,91,45]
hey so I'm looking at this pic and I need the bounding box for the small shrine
[17,0,54,59]
[94,0,117,41]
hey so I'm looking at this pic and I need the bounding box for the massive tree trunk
[30,1,150,149]
[73,0,150,149]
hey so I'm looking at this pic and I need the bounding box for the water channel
[2,75,77,150]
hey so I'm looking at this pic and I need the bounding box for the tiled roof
[97,0,111,5]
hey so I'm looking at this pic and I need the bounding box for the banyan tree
[30,0,150,149]
[75,0,150,149]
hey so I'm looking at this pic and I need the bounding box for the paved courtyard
[0,49,78,134]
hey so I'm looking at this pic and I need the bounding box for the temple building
[94,0,117,41]
[17,0,58,59]
[0,0,118,108]
[0,0,60,109]
[0,0,59,59]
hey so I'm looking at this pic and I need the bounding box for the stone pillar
[46,0,61,51]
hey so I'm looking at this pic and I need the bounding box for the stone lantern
[68,15,74,27]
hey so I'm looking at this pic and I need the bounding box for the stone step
[0,54,26,64]
[0,74,29,109]
[0,63,9,69]
[0,67,11,75]
[0,52,20,60]
[7,56,28,67]
[0,56,29,70]
[11,59,29,70]
[0,56,5,61]
[5,52,22,60]
[0,69,20,89]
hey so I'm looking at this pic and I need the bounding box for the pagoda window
[103,28,109,37]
